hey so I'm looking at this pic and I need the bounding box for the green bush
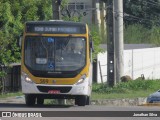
[124,24,150,44]
[92,80,160,94]
[92,83,128,94]
[124,24,160,45]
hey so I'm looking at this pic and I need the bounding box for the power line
[129,0,160,7]
[143,1,160,8]
[124,13,160,24]
[112,9,160,24]
[123,0,160,19]
[148,0,160,5]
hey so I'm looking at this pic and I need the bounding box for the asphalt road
[0,97,160,120]
[0,103,160,120]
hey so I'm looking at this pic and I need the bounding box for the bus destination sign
[26,25,86,34]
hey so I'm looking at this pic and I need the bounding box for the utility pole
[52,0,61,20]
[114,0,124,83]
[107,0,115,87]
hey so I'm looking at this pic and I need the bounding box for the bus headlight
[76,74,86,85]
[22,72,33,83]
[25,76,32,83]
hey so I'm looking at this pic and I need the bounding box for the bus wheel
[86,96,90,105]
[25,94,36,106]
[76,95,87,106]
[37,97,44,105]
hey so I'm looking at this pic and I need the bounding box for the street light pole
[114,0,124,83]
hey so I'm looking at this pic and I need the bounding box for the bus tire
[86,96,90,105]
[76,95,87,106]
[37,97,44,105]
[25,94,36,106]
[75,98,78,105]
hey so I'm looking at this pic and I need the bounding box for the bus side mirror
[19,35,23,47]
[90,41,94,52]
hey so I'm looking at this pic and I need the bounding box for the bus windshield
[24,36,86,73]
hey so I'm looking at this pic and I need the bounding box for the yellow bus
[21,21,93,106]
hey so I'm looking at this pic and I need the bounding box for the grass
[91,90,154,100]
[0,92,23,98]
[91,80,160,100]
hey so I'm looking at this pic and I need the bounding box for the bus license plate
[48,90,60,94]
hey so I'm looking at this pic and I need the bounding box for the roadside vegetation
[92,80,160,100]
[1,80,160,100]
[0,92,22,98]
[124,24,160,45]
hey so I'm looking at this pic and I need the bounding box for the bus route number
[40,79,48,84]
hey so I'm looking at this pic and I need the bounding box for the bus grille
[37,86,72,93]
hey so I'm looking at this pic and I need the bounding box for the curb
[90,97,147,106]
[139,103,160,106]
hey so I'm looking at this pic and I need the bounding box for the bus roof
[26,20,86,26]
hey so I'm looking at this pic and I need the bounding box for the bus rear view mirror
[90,41,94,52]
[19,35,23,47]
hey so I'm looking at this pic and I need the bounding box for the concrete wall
[67,0,107,42]
[66,0,93,24]
[97,47,160,83]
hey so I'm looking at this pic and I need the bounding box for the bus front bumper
[21,76,91,96]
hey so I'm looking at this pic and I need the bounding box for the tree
[0,0,53,66]
[124,0,160,28]
[0,0,54,92]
